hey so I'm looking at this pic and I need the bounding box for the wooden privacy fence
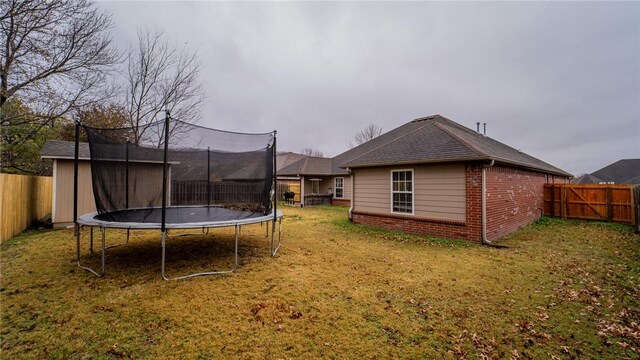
[544,184,638,225]
[277,182,301,203]
[0,173,53,242]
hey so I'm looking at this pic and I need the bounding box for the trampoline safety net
[83,117,275,224]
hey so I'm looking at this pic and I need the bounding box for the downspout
[347,168,354,221]
[299,175,304,207]
[481,159,495,244]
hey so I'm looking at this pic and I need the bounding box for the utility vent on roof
[410,115,437,123]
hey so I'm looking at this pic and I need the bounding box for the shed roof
[339,115,571,177]
[41,140,91,160]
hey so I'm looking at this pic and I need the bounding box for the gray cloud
[100,1,639,175]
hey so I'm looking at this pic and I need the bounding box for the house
[572,159,640,185]
[278,155,351,206]
[337,115,572,243]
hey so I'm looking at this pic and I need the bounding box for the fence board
[0,174,53,242]
[277,182,301,203]
[544,184,637,225]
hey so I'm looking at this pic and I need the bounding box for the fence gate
[544,184,637,225]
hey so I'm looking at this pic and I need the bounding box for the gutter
[481,159,495,244]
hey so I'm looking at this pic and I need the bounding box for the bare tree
[351,124,383,147]
[123,30,204,146]
[301,148,324,157]
[0,0,119,118]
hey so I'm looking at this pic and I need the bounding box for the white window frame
[390,169,414,215]
[310,179,321,195]
[334,177,344,199]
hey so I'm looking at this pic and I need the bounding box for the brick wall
[331,198,351,207]
[351,163,566,243]
[485,165,548,241]
[352,164,483,242]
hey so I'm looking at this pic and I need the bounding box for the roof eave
[342,156,572,177]
[341,156,489,169]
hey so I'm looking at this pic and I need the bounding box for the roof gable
[338,115,571,177]
[278,156,333,176]
[591,159,640,184]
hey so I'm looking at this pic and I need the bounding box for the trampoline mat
[94,206,265,224]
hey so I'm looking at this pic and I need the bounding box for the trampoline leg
[106,227,130,249]
[101,227,106,274]
[160,226,239,281]
[89,226,94,254]
[270,217,283,257]
[77,225,105,277]
[233,224,239,269]
[161,231,168,280]
[270,218,282,257]
[265,221,269,239]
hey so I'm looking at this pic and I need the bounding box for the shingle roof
[278,156,333,176]
[41,140,90,160]
[339,115,572,177]
[591,159,640,185]
[572,173,604,184]
[276,152,306,171]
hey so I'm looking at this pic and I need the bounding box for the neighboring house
[278,156,352,206]
[337,115,572,243]
[276,152,306,171]
[572,173,605,184]
[573,159,640,185]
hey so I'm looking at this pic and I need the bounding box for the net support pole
[125,141,129,209]
[271,130,278,256]
[73,122,80,234]
[273,130,277,223]
[161,110,170,233]
[207,147,211,207]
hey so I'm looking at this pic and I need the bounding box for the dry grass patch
[1,206,638,359]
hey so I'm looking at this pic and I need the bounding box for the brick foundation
[331,198,351,206]
[351,163,566,243]
[352,164,483,242]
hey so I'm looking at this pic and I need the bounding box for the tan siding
[303,176,332,195]
[55,160,95,224]
[332,176,351,200]
[354,164,466,221]
[54,160,166,224]
[353,168,390,214]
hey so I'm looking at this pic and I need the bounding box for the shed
[41,140,171,228]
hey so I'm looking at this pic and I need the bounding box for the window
[391,170,413,214]
[310,179,321,195]
[334,177,344,198]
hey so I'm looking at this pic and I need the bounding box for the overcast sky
[99,1,639,175]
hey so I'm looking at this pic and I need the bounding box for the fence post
[551,185,555,217]
[606,187,613,222]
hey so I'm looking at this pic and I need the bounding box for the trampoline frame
[75,210,282,280]
[73,111,282,280]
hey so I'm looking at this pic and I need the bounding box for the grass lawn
[1,205,639,359]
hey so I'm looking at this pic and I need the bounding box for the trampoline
[73,111,283,280]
